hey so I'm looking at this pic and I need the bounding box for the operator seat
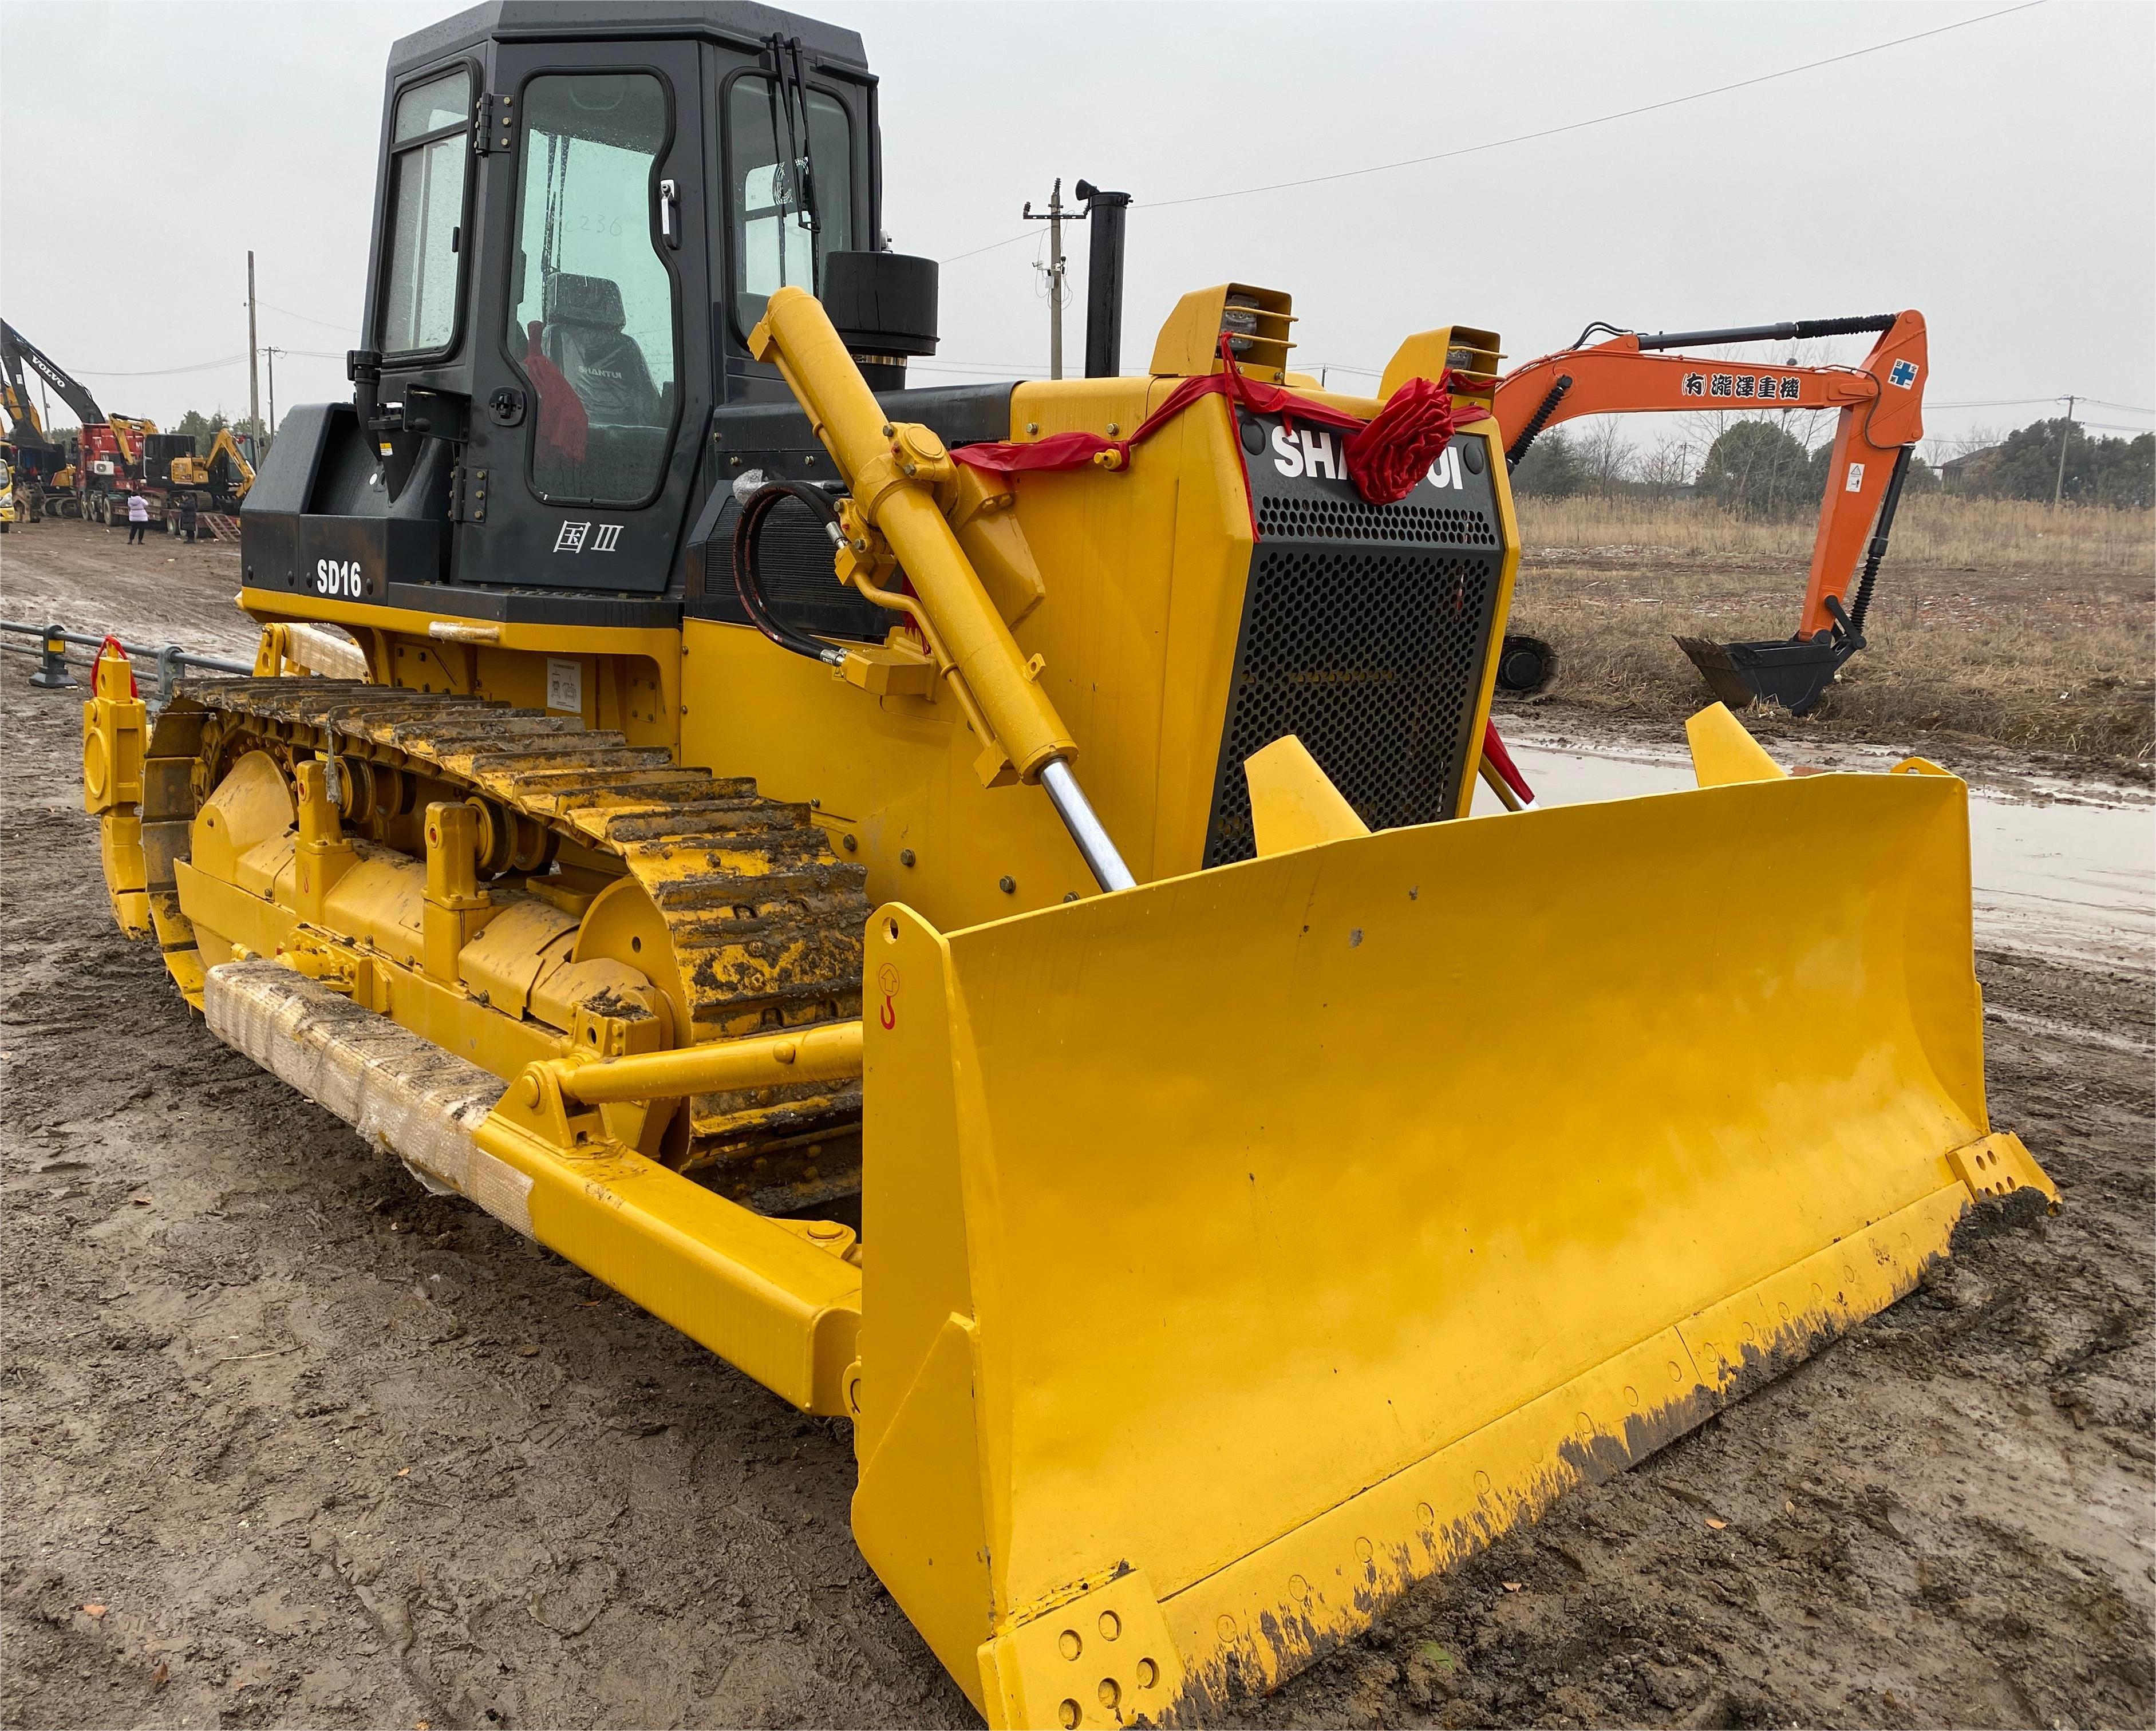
[539,272,663,428]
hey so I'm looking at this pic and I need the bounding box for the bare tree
[1637,436,1692,500]
[1574,417,1636,496]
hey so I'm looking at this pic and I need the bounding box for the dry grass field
[1505,495,2156,762]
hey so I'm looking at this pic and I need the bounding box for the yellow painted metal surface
[853,767,2037,1720]
[751,286,1080,787]
[474,1083,862,1413]
[680,366,1292,929]
[1687,702,1789,787]
[234,591,682,750]
[1245,735,1371,854]
[977,1568,1187,1731]
[551,1017,861,1106]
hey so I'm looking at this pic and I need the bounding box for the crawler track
[137,677,870,1211]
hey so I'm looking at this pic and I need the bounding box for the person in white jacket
[125,490,150,546]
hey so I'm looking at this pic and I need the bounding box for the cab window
[380,68,470,355]
[728,76,852,334]
[506,72,678,505]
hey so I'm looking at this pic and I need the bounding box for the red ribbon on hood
[951,334,1478,507]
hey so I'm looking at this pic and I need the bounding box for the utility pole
[247,250,260,438]
[264,347,277,453]
[1021,180,1068,380]
[2051,394,2077,509]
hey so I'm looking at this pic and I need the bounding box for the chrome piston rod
[1040,758,1136,893]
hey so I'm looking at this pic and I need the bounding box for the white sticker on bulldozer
[1846,461,1866,492]
[547,657,583,714]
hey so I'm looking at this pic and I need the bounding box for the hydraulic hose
[1505,374,1573,473]
[1846,446,1914,637]
[731,480,848,667]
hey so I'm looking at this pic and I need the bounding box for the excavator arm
[169,427,257,505]
[205,426,256,497]
[0,318,109,450]
[1496,311,1928,712]
[106,415,158,465]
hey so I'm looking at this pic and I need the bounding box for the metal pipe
[1075,181,1131,380]
[554,1019,864,1106]
[1633,314,1898,352]
[1040,758,1135,892]
[0,619,249,675]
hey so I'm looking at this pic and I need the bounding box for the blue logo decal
[1888,359,1919,389]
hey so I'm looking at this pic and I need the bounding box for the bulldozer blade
[850,769,2050,1726]
[1675,632,1854,716]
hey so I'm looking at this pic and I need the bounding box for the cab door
[463,40,707,594]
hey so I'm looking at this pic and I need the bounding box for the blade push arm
[1496,311,1927,639]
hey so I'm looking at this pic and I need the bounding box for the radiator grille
[1255,494,1498,547]
[1203,547,1499,867]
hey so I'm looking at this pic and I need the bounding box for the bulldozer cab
[251,1,883,606]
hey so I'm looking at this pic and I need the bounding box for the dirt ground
[3,518,2151,1730]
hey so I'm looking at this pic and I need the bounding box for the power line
[1140,2,2046,211]
[936,1,2042,264]
[908,358,1049,378]
[939,231,1034,266]
[257,299,358,333]
[70,354,248,377]
[1932,396,2153,414]
[1929,397,2071,409]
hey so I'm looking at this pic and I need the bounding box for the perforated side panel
[1205,418,1506,868]
[1205,549,1499,866]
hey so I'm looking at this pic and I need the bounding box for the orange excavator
[1493,311,1926,714]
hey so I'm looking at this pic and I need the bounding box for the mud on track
[3,520,2151,1729]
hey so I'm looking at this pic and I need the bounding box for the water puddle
[1473,733,2155,973]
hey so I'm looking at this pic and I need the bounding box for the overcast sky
[3,0,2150,463]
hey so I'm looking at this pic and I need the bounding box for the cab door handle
[658,178,680,249]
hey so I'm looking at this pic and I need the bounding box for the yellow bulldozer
[79,4,2052,1723]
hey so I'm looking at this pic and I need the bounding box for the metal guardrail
[1,618,253,705]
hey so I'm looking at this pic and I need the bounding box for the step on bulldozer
[79,4,2053,1722]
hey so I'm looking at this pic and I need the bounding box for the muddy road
[3,520,2151,1729]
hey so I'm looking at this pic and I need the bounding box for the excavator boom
[0,319,161,513]
[1496,310,1927,712]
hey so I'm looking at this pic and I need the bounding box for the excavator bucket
[852,759,2050,1726]
[1676,631,1857,716]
